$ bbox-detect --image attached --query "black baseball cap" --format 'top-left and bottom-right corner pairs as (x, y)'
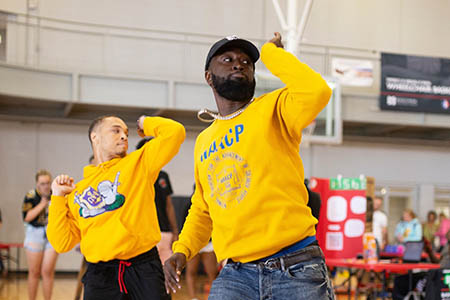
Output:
(205, 35), (260, 70)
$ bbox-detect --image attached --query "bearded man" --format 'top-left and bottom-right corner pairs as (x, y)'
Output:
(164, 32), (334, 300)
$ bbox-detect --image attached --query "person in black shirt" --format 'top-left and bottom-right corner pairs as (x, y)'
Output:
(22, 170), (59, 300)
(304, 179), (321, 225)
(154, 170), (179, 263)
(136, 138), (179, 264)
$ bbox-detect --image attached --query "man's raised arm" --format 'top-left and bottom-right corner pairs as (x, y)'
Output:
(261, 32), (332, 139)
(137, 116), (186, 180)
(47, 174), (81, 253)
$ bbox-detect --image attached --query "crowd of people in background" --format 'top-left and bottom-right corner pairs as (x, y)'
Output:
(371, 195), (450, 253)
(395, 208), (450, 250)
(370, 197), (450, 300)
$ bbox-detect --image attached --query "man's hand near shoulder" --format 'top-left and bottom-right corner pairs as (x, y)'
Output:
(47, 174), (80, 253)
(137, 115), (146, 138)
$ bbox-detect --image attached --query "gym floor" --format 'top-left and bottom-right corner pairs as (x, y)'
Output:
(0, 272), (356, 300)
(0, 273), (210, 300)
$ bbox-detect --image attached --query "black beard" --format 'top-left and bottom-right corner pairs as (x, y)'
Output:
(211, 73), (255, 102)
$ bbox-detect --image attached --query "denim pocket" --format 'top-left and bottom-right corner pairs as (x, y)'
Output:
(274, 260), (335, 300)
(286, 261), (327, 283)
(217, 263), (234, 277)
(209, 264), (258, 300)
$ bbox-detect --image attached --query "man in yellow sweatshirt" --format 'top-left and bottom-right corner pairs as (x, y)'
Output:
(164, 33), (334, 299)
(48, 115), (185, 300)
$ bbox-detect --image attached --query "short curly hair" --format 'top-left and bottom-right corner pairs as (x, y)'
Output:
(35, 169), (51, 182)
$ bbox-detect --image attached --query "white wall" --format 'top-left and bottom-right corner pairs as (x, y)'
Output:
(0, 120), (93, 271)
(0, 0), (26, 14)
(3, 0), (450, 60)
(306, 141), (450, 185)
(38, 0), (266, 38)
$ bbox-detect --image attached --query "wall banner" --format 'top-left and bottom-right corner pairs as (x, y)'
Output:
(380, 52), (450, 114)
(332, 57), (373, 87)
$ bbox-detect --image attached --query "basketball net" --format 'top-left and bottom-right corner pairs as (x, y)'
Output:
(301, 119), (316, 148)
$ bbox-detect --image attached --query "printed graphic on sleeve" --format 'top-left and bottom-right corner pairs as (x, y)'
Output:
(74, 172), (125, 218)
(207, 151), (251, 209)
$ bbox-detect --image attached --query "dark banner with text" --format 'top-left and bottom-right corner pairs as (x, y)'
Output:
(380, 52), (450, 114)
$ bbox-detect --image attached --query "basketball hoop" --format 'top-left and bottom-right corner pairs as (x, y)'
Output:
(301, 119), (316, 148)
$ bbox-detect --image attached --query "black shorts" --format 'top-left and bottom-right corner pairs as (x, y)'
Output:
(82, 247), (170, 300)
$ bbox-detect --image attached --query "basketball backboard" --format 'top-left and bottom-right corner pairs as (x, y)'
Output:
(255, 72), (342, 145)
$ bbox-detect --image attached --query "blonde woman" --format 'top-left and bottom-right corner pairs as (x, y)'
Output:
(395, 209), (422, 243)
(22, 170), (59, 300)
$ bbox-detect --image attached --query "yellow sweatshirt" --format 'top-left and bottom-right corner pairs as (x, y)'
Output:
(47, 117), (185, 263)
(173, 42), (332, 263)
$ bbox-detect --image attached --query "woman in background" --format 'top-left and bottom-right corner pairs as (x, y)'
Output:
(436, 212), (450, 252)
(22, 170), (59, 300)
(422, 210), (438, 249)
(395, 208), (422, 243)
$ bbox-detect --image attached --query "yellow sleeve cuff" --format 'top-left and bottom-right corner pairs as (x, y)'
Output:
(262, 42), (277, 51)
(261, 42), (277, 59)
(172, 242), (191, 261)
(142, 117), (154, 137)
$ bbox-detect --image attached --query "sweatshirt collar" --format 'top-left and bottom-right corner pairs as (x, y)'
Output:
(83, 157), (122, 177)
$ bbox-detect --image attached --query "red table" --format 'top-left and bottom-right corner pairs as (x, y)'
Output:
(326, 258), (440, 300)
(379, 251), (437, 260)
(0, 243), (23, 273)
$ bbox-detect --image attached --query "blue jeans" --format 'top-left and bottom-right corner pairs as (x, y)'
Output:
(209, 257), (334, 300)
(24, 224), (53, 252)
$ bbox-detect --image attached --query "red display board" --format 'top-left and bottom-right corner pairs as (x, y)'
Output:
(310, 177), (367, 259)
